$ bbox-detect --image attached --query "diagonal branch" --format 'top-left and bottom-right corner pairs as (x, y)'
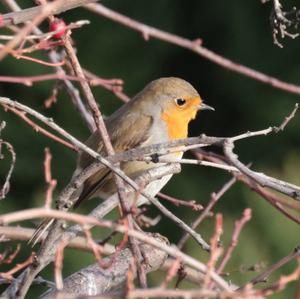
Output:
(85, 3), (300, 96)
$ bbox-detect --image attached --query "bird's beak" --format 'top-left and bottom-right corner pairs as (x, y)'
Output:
(197, 102), (215, 111)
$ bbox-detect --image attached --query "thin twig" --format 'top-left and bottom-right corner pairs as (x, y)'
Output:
(3, 105), (76, 151)
(54, 240), (66, 290)
(217, 209), (252, 275)
(239, 246), (300, 289)
(177, 177), (236, 250)
(43, 148), (57, 209)
(0, 122), (17, 200)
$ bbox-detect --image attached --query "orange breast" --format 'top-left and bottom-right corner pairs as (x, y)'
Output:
(161, 111), (188, 139)
(161, 103), (198, 140)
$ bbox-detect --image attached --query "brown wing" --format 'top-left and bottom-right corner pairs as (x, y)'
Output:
(74, 112), (153, 208)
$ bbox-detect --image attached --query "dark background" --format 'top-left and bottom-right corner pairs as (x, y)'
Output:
(1, 1), (300, 298)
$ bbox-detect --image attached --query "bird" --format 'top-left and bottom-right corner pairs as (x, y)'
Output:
(29, 77), (214, 245)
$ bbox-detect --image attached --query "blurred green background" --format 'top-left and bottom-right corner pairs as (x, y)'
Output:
(1, 0), (300, 298)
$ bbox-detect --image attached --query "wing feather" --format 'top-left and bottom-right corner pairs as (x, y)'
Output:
(75, 113), (153, 207)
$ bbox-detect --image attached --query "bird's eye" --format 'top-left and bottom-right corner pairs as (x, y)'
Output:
(175, 98), (186, 106)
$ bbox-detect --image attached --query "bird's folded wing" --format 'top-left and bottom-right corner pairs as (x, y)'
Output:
(74, 113), (153, 207)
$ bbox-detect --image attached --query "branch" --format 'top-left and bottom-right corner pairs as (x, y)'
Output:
(40, 234), (169, 298)
(0, 208), (232, 291)
(217, 209), (252, 274)
(85, 3), (300, 96)
(1, 0), (98, 26)
(0, 226), (114, 253)
(0, 97), (211, 251)
(242, 246), (300, 288)
(0, 122), (16, 200)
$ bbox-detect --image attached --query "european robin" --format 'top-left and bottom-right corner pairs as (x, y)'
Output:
(30, 77), (214, 244)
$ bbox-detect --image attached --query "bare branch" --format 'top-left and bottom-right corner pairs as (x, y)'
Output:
(0, 122), (16, 200)
(85, 3), (300, 96)
(40, 234), (169, 298)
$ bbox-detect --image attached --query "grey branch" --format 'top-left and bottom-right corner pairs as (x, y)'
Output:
(1, 0), (98, 26)
(40, 234), (169, 298)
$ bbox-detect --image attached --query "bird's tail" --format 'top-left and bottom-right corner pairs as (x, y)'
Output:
(28, 218), (55, 246)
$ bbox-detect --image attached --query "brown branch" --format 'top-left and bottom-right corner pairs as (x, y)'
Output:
(43, 148), (57, 208)
(2, 0), (95, 131)
(240, 246), (300, 289)
(54, 240), (66, 290)
(0, 0), (68, 61)
(177, 177), (236, 250)
(3, 105), (76, 151)
(217, 208), (252, 275)
(83, 69), (130, 103)
(203, 214), (223, 289)
(0, 73), (88, 86)
(0, 225), (115, 253)
(240, 176), (300, 225)
(85, 3), (300, 96)
(1, 0), (98, 26)
(157, 192), (203, 211)
(0, 244), (20, 265)
(0, 252), (35, 281)
(62, 32), (147, 288)
(0, 208), (232, 291)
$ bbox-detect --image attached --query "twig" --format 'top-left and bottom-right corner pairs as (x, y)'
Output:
(54, 240), (66, 290)
(44, 148), (57, 209)
(274, 102), (299, 132)
(240, 246), (300, 288)
(3, 105), (76, 151)
(217, 208), (252, 275)
(0, 122), (17, 200)
(0, 244), (20, 264)
(260, 260), (300, 297)
(177, 177), (236, 250)
(0, 252), (35, 281)
(0, 73), (88, 86)
(158, 193), (203, 211)
(203, 214), (223, 289)
(2, 0), (95, 132)
(269, 0), (300, 47)
(223, 137), (300, 200)
(159, 257), (181, 288)
(0, 0), (67, 61)
(83, 69), (130, 103)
